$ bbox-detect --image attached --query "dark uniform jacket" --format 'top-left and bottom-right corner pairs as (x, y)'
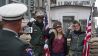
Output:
(27, 21), (45, 46)
(0, 30), (29, 56)
(27, 21), (45, 56)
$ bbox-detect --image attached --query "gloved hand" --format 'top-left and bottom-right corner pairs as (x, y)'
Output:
(49, 29), (56, 34)
(68, 24), (74, 31)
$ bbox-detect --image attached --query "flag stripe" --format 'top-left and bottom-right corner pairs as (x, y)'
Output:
(87, 29), (91, 33)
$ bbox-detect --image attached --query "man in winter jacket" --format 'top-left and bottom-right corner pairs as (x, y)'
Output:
(27, 10), (45, 56)
(65, 20), (86, 56)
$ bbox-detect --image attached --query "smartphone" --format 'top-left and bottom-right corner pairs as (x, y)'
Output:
(23, 26), (33, 33)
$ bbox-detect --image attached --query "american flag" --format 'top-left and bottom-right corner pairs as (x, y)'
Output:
(44, 39), (50, 56)
(82, 3), (94, 56)
(82, 15), (92, 56)
(43, 11), (50, 56)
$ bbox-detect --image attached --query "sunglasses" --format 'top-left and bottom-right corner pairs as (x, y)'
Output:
(73, 25), (80, 27)
(36, 16), (44, 18)
(55, 25), (62, 28)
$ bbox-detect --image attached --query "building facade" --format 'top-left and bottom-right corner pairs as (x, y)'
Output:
(50, 0), (96, 31)
(0, 0), (97, 31)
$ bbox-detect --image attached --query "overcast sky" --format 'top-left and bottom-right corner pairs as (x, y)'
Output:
(95, 0), (98, 7)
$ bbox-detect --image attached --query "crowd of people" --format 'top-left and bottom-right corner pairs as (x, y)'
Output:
(0, 3), (86, 56)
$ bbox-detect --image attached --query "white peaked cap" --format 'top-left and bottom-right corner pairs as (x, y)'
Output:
(35, 10), (45, 17)
(0, 3), (27, 20)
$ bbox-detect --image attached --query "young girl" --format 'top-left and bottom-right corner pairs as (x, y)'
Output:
(48, 20), (67, 56)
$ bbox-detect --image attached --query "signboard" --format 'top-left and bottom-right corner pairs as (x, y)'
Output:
(57, 1), (92, 6)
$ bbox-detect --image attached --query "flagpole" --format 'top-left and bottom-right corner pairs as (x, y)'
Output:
(91, 2), (95, 39)
(45, 0), (51, 28)
(88, 2), (95, 56)
(43, 1), (51, 56)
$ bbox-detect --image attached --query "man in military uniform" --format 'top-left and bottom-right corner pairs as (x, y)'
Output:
(27, 10), (45, 56)
(0, 3), (33, 56)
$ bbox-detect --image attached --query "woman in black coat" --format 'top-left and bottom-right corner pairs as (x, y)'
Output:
(48, 21), (68, 56)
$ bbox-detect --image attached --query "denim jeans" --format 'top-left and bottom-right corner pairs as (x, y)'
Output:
(69, 50), (82, 56)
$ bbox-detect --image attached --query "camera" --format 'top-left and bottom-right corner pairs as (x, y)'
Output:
(23, 26), (33, 33)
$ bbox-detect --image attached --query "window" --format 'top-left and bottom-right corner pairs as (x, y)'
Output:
(63, 16), (74, 31)
(21, 0), (24, 3)
(51, 0), (56, 4)
(79, 19), (87, 31)
(0, 0), (6, 7)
